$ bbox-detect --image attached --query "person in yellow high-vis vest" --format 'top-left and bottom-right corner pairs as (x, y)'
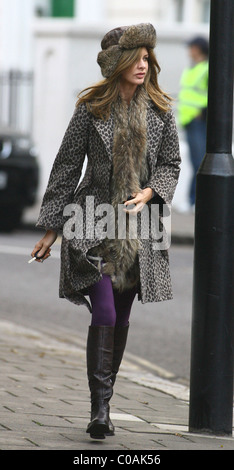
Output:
(178, 36), (209, 209)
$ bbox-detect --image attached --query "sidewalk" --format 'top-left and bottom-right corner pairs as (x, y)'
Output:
(1, 204), (233, 453)
(0, 319), (233, 451)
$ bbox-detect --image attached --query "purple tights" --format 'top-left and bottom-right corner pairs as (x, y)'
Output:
(88, 273), (137, 327)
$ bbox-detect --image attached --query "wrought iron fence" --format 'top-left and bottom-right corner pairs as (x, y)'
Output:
(0, 70), (33, 134)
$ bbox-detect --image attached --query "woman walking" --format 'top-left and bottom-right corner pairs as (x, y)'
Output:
(31, 23), (181, 439)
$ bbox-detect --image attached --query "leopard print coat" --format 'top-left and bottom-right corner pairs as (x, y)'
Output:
(36, 98), (181, 312)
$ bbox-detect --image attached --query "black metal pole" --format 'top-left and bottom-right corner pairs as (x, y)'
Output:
(189, 0), (234, 435)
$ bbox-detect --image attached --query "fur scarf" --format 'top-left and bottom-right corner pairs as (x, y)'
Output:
(89, 86), (149, 291)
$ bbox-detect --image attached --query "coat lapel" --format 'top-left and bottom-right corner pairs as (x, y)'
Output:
(146, 104), (165, 169)
(92, 102), (165, 165)
(92, 113), (114, 161)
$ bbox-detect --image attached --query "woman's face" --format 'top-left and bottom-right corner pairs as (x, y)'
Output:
(120, 47), (149, 87)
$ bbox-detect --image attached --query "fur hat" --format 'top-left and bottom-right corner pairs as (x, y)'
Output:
(97, 23), (156, 78)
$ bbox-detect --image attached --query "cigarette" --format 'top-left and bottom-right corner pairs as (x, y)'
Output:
(28, 257), (37, 264)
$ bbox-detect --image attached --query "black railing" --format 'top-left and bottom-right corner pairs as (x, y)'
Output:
(0, 70), (33, 134)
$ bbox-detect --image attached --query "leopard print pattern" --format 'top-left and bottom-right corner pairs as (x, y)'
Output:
(37, 100), (181, 312)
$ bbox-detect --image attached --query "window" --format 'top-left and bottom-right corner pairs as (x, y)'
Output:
(175, 0), (184, 22)
(201, 0), (210, 23)
(51, 0), (75, 18)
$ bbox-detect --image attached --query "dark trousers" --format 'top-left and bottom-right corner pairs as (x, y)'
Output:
(185, 118), (207, 206)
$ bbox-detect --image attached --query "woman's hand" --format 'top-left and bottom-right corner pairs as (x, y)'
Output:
(31, 230), (58, 263)
(124, 188), (153, 214)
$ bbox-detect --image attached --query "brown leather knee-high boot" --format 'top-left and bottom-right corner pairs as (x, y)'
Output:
(105, 323), (129, 436)
(86, 325), (114, 439)
(111, 324), (129, 386)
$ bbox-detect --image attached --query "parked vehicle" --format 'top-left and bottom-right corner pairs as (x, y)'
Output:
(0, 129), (39, 230)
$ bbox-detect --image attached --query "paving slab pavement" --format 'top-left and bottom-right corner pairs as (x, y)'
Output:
(1, 204), (233, 462)
(0, 319), (233, 455)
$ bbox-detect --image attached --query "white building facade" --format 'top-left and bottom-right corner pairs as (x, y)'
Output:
(0, 0), (210, 72)
(0, 0), (210, 207)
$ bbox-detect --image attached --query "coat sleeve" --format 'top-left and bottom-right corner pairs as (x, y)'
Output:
(146, 110), (181, 208)
(36, 103), (90, 232)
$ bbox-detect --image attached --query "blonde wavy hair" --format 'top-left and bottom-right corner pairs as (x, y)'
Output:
(76, 47), (172, 120)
